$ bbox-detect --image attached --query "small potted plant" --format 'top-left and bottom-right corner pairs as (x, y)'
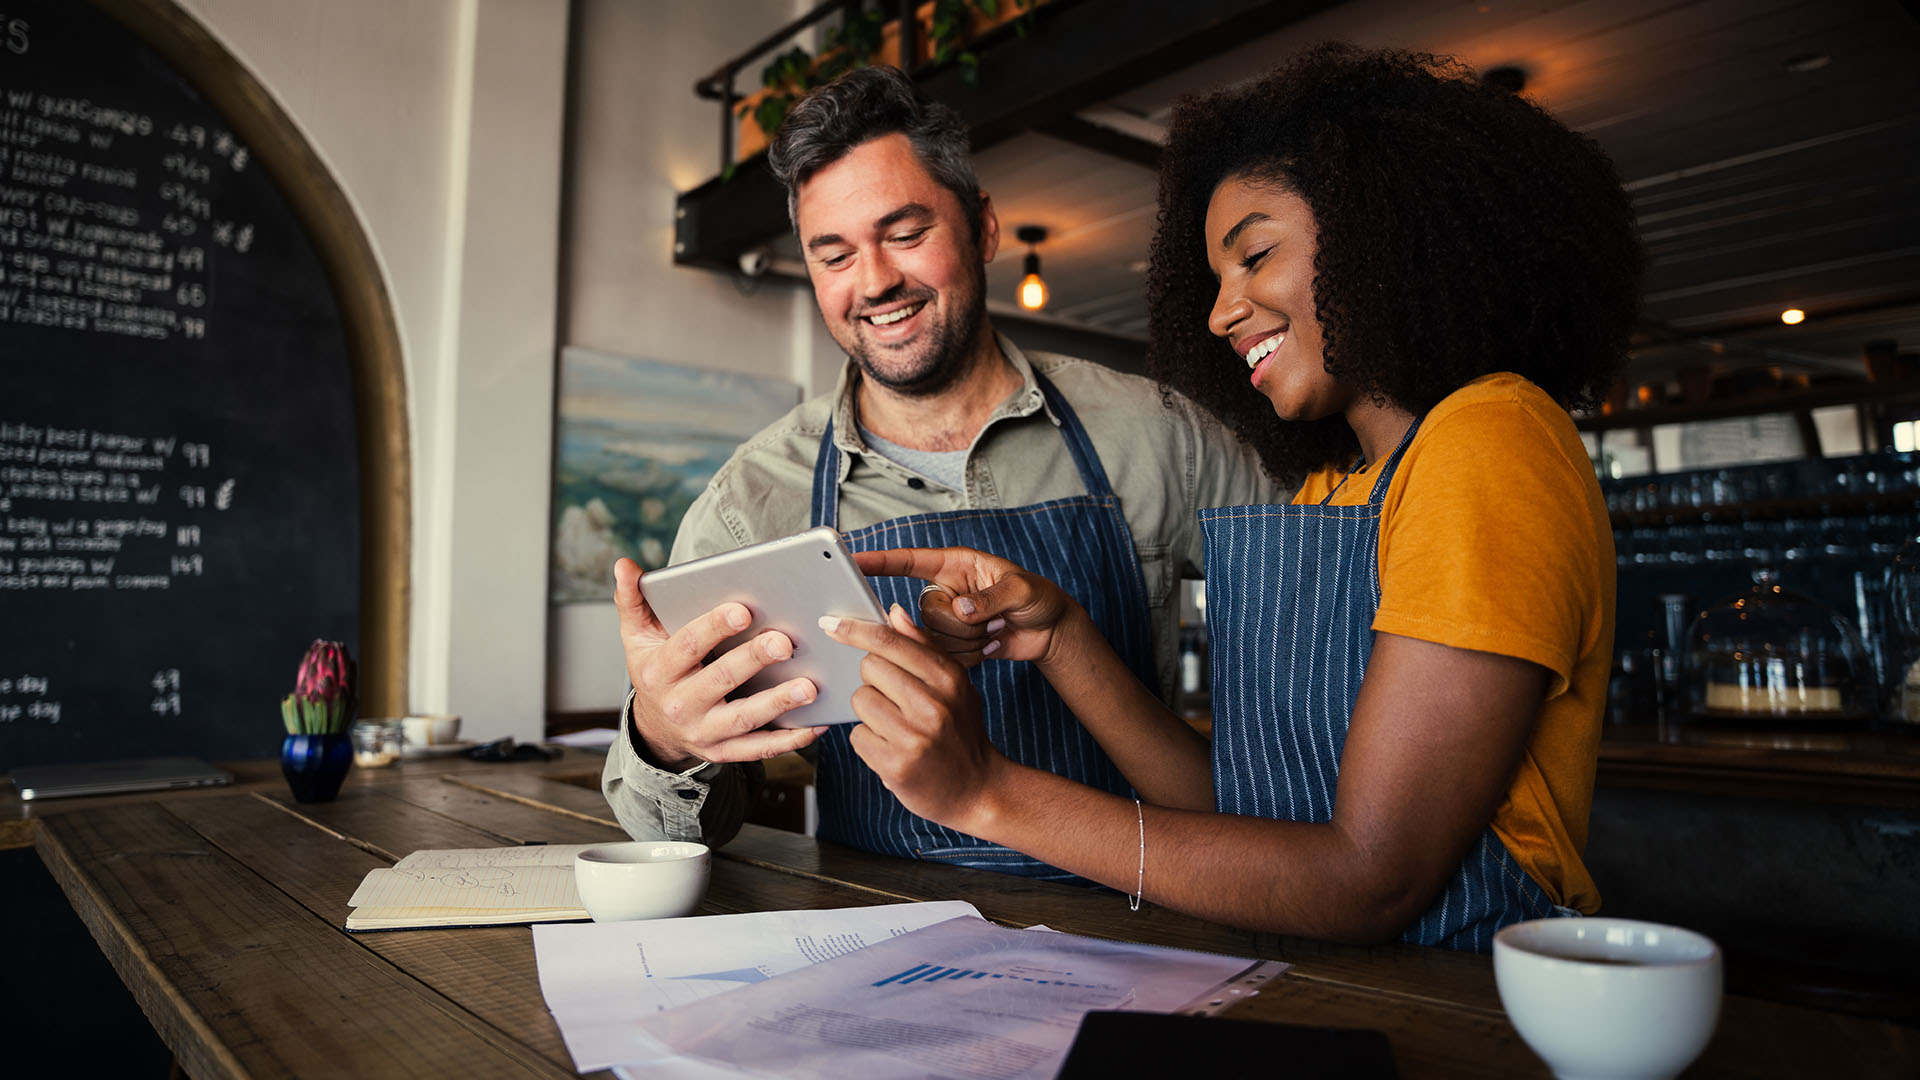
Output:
(279, 639), (357, 802)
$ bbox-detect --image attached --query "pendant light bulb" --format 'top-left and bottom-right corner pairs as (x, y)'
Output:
(1015, 225), (1049, 311)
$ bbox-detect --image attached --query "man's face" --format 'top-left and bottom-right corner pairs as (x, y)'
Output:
(794, 134), (998, 397)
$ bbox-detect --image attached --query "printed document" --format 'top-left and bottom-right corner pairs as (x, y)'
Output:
(534, 900), (981, 1071)
(615, 915), (1282, 1080)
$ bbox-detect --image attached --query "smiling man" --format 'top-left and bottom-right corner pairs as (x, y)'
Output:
(602, 65), (1284, 879)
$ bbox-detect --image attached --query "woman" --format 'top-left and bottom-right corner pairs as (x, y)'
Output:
(821, 44), (1642, 950)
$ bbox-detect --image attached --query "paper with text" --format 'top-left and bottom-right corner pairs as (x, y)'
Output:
(348, 844), (597, 911)
(533, 901), (981, 1072)
(615, 915), (1282, 1080)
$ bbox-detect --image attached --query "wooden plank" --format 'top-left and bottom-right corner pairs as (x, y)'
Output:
(1221, 978), (1544, 1079)
(370, 776), (630, 846)
(263, 783), (534, 860)
(34, 800), (579, 1080)
(163, 792), (903, 1076)
(1694, 994), (1920, 1079)
(1226, 975), (1920, 1079)
(446, 769), (625, 825)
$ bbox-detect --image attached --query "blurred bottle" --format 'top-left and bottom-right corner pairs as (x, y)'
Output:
(1890, 534), (1920, 726)
(1651, 593), (1694, 715)
(1175, 622), (1205, 699)
(1851, 570), (1892, 718)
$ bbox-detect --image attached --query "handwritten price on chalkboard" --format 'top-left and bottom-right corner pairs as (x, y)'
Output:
(177, 480), (234, 509)
(162, 154), (211, 183)
(151, 668), (181, 717)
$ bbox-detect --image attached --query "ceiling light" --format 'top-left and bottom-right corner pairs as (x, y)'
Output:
(1016, 225), (1049, 311)
(1780, 308), (1806, 325)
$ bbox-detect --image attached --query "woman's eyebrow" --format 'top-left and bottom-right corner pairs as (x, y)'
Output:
(1219, 212), (1272, 252)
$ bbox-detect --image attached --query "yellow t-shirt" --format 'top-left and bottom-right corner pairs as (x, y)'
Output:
(1294, 372), (1612, 913)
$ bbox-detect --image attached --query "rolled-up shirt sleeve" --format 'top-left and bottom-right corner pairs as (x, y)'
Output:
(600, 688), (761, 846)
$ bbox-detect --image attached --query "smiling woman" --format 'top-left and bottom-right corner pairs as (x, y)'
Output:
(1148, 45), (1643, 481)
(816, 43), (1645, 951)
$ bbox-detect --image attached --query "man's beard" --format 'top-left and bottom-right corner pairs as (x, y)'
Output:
(842, 269), (988, 399)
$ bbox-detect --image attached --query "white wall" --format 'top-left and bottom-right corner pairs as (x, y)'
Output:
(179, 0), (570, 744)
(549, 0), (843, 714)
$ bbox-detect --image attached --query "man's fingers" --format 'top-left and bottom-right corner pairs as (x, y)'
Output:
(716, 674), (819, 735)
(613, 558), (667, 640)
(650, 601), (755, 682)
(689, 626), (794, 700)
(704, 721), (828, 763)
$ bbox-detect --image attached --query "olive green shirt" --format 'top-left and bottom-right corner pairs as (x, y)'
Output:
(602, 334), (1284, 846)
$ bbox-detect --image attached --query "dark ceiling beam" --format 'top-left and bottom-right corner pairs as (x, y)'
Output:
(1628, 291), (1920, 351)
(1035, 116), (1160, 170)
(673, 0), (1340, 272)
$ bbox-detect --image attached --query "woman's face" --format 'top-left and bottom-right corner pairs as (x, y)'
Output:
(1204, 176), (1348, 422)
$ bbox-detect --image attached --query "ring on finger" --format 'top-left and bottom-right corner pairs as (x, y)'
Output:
(918, 583), (950, 602)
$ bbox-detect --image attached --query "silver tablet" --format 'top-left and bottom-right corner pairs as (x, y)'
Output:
(640, 527), (888, 728)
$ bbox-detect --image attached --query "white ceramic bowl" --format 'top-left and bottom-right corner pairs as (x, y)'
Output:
(399, 714), (461, 747)
(1494, 917), (1722, 1080)
(574, 841), (711, 922)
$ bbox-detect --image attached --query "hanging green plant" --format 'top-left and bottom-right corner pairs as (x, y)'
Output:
(733, 0), (1042, 145)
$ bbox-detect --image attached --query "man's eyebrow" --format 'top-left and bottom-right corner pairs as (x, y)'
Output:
(876, 202), (934, 230)
(1219, 212), (1271, 252)
(804, 203), (934, 253)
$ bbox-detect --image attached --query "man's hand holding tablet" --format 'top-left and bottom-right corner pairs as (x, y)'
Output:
(617, 528), (889, 773)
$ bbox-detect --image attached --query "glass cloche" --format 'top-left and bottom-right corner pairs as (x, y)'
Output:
(1684, 567), (1876, 724)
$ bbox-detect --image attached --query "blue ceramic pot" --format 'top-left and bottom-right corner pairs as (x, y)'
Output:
(280, 733), (353, 802)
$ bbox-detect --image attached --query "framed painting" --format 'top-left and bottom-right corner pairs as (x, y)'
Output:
(550, 347), (801, 603)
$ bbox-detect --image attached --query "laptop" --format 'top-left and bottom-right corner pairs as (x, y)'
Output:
(9, 756), (235, 801)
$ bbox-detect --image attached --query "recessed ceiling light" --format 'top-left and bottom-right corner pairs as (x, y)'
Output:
(1780, 308), (1806, 325)
(1783, 53), (1830, 73)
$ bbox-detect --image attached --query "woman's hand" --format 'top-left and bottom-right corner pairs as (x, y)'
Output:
(819, 604), (1010, 832)
(854, 547), (1085, 668)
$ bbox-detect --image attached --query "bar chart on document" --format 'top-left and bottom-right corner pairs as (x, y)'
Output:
(873, 963), (1109, 990)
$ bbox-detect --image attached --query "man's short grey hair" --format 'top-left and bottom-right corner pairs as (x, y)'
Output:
(767, 65), (983, 240)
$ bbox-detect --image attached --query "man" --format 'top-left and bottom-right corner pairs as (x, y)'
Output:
(602, 65), (1282, 879)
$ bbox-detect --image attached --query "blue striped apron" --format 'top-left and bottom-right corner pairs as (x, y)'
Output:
(809, 370), (1155, 880)
(1199, 422), (1559, 951)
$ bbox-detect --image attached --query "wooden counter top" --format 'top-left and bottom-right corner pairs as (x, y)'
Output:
(1599, 720), (1920, 807)
(13, 754), (1918, 1078)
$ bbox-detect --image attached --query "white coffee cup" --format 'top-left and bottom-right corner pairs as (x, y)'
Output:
(399, 713), (461, 747)
(574, 841), (711, 922)
(1494, 917), (1722, 1080)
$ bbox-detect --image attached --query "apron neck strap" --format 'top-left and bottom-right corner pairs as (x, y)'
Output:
(1321, 416), (1424, 506)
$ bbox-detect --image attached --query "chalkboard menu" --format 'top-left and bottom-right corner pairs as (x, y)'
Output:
(1, 0), (361, 769)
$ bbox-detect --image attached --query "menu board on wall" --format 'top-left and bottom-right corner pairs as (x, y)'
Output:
(1, 0), (361, 770)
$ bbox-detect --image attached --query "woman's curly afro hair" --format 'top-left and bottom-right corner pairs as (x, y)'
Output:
(1146, 44), (1644, 479)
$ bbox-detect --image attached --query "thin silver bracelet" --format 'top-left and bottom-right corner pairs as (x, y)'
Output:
(1130, 796), (1145, 912)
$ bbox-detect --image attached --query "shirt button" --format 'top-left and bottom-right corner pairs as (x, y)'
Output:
(907, 477), (925, 489)
(676, 788), (699, 800)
